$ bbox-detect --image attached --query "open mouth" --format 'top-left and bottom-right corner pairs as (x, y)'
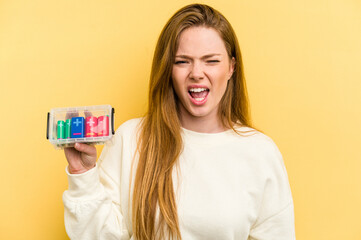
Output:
(188, 87), (210, 103)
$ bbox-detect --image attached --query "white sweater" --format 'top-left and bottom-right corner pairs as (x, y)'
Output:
(63, 118), (296, 240)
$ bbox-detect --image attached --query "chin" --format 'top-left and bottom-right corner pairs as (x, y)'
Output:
(187, 106), (213, 118)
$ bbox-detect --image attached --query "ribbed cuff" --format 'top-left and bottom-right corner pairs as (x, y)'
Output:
(65, 165), (102, 198)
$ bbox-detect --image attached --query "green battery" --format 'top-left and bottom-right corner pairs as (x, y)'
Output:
(57, 120), (65, 139)
(65, 119), (71, 139)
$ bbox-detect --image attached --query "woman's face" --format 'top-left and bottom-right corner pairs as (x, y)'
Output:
(172, 26), (235, 127)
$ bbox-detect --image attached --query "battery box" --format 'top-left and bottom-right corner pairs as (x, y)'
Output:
(47, 105), (115, 149)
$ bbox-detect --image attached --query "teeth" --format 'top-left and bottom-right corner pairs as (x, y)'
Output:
(189, 88), (207, 92)
(194, 97), (205, 101)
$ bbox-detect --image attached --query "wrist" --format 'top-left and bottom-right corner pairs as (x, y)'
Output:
(68, 164), (95, 174)
(65, 165), (101, 198)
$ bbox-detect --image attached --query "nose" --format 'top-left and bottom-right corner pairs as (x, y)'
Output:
(189, 61), (204, 81)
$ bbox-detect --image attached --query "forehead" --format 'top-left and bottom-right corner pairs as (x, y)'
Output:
(176, 26), (227, 56)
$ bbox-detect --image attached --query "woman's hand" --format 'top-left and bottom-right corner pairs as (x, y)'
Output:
(64, 143), (97, 174)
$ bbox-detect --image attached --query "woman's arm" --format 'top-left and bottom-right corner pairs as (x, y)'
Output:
(63, 131), (132, 239)
(248, 137), (296, 240)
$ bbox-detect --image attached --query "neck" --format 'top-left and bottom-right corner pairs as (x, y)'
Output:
(178, 109), (227, 133)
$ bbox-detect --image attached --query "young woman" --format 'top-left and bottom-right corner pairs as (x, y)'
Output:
(63, 4), (295, 240)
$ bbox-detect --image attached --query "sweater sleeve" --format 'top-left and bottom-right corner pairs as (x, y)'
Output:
(248, 202), (295, 240)
(248, 137), (296, 240)
(62, 129), (132, 240)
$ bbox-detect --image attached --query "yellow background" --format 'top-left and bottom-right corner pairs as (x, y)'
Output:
(1, 0), (360, 239)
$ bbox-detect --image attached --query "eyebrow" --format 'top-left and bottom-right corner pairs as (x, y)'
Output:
(175, 54), (222, 59)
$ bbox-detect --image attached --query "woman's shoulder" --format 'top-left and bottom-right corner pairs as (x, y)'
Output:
(233, 125), (281, 156)
(233, 126), (288, 178)
(114, 117), (143, 137)
(105, 118), (143, 148)
(234, 124), (272, 141)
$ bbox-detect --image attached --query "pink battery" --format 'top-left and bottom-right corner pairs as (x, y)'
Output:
(97, 115), (109, 137)
(85, 116), (98, 137)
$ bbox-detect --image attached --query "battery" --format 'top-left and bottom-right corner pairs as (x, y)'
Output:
(71, 117), (85, 138)
(57, 120), (65, 139)
(97, 115), (109, 137)
(86, 116), (98, 137)
(65, 119), (71, 139)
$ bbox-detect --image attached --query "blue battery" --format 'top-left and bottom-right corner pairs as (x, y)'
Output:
(71, 117), (85, 138)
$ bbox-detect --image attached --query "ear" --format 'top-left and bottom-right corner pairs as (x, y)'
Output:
(228, 57), (236, 79)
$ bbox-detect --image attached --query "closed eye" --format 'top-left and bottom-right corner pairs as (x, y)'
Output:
(207, 60), (220, 63)
(175, 60), (189, 64)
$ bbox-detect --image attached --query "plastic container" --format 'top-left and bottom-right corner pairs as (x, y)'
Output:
(47, 105), (115, 149)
